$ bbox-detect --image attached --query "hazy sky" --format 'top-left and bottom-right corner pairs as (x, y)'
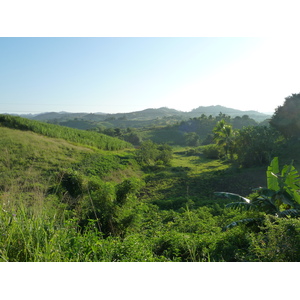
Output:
(1, 37), (300, 114)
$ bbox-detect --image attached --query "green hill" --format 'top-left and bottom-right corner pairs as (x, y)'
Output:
(2, 113), (300, 262)
(19, 106), (270, 131)
(0, 114), (132, 151)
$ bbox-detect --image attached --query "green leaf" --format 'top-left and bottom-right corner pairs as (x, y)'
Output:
(225, 202), (255, 211)
(282, 163), (300, 190)
(267, 157), (280, 191)
(222, 218), (263, 231)
(251, 198), (278, 214)
(252, 187), (276, 198)
(277, 209), (300, 218)
(275, 191), (298, 207)
(284, 187), (300, 206)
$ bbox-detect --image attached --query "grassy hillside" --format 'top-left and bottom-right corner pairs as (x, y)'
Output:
(0, 114), (132, 151)
(0, 126), (138, 208)
(1, 115), (300, 262)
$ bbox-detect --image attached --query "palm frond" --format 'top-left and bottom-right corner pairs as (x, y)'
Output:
(214, 192), (250, 203)
(225, 202), (255, 211)
(222, 217), (263, 231)
(251, 198), (278, 214)
(252, 187), (276, 198)
(277, 209), (300, 218)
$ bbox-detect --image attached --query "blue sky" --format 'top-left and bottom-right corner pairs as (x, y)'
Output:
(1, 37), (300, 114)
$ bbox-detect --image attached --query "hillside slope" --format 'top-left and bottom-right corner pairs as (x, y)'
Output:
(0, 125), (138, 210)
(0, 114), (132, 151)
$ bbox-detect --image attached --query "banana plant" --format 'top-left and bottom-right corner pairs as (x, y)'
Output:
(215, 157), (300, 231)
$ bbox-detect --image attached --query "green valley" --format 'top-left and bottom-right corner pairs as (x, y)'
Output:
(1, 95), (300, 262)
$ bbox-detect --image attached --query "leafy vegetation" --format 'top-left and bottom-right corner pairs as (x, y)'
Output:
(270, 93), (300, 139)
(2, 96), (300, 262)
(215, 157), (300, 231)
(135, 141), (173, 167)
(0, 114), (132, 151)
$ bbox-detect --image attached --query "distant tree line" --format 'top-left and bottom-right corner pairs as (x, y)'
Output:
(200, 93), (300, 167)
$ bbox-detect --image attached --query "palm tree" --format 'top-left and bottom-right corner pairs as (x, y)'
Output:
(213, 119), (236, 159)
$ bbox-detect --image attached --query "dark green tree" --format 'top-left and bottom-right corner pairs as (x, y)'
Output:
(135, 141), (172, 166)
(157, 144), (173, 165)
(184, 132), (200, 146)
(235, 126), (279, 167)
(135, 140), (159, 166)
(270, 93), (300, 138)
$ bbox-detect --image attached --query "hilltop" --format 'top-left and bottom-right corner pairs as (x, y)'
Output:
(19, 105), (270, 123)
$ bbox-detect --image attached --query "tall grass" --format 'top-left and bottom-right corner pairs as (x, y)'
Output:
(0, 114), (132, 151)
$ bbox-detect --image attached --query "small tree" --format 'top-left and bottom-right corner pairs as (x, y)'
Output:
(135, 141), (172, 166)
(135, 140), (159, 166)
(184, 132), (200, 146)
(157, 144), (173, 165)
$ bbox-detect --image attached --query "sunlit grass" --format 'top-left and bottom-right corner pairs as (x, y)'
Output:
(171, 146), (231, 176)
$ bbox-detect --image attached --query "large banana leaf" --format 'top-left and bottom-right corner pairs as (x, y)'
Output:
(283, 187), (300, 206)
(267, 157), (280, 191)
(281, 163), (300, 190)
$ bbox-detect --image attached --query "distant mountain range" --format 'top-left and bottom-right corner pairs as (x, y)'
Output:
(17, 105), (271, 123)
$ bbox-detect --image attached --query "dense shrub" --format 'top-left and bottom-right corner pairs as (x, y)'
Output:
(247, 216), (300, 262)
(135, 141), (172, 166)
(201, 144), (220, 159)
(235, 126), (279, 167)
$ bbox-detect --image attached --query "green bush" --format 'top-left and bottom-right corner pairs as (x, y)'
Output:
(135, 141), (172, 166)
(247, 216), (300, 262)
(201, 144), (220, 159)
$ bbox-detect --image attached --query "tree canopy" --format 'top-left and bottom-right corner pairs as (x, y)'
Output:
(270, 93), (300, 138)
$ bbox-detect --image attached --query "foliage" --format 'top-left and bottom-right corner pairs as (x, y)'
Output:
(215, 157), (300, 230)
(213, 120), (237, 159)
(78, 176), (145, 237)
(90, 127), (143, 146)
(201, 144), (221, 159)
(231, 115), (258, 129)
(2, 111), (300, 262)
(135, 141), (172, 166)
(234, 125), (279, 167)
(184, 132), (200, 146)
(0, 114), (132, 151)
(75, 153), (127, 178)
(270, 93), (300, 138)
(130, 113), (263, 147)
(247, 216), (300, 262)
